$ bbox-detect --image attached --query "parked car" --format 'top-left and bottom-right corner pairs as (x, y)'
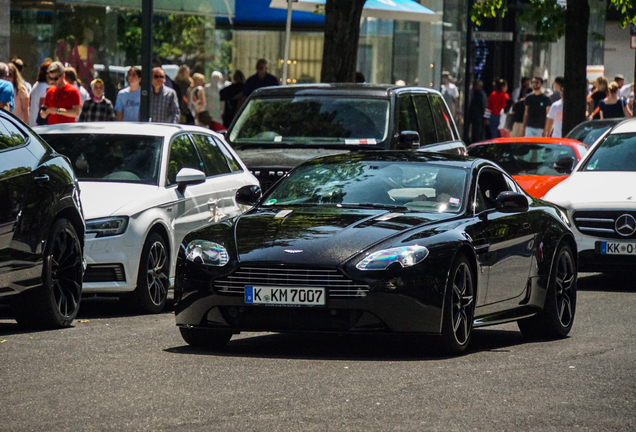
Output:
(175, 151), (577, 355)
(225, 84), (467, 191)
(36, 122), (258, 313)
(565, 118), (624, 146)
(0, 110), (85, 329)
(467, 137), (589, 198)
(543, 118), (636, 273)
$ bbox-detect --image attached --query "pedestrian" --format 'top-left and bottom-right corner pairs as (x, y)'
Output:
(149, 66), (180, 124)
(523, 76), (551, 137)
(598, 81), (633, 119)
(114, 67), (142, 122)
(511, 76), (530, 102)
(467, 79), (487, 144)
(39, 61), (81, 124)
(7, 63), (29, 123)
(78, 79), (116, 122)
(197, 110), (227, 132)
(10, 58), (31, 94)
(0, 63), (15, 112)
(64, 67), (90, 105)
(587, 76), (608, 119)
(243, 59), (279, 100)
(441, 71), (459, 119)
(487, 78), (508, 139)
(29, 61), (52, 126)
(205, 71), (224, 123)
(550, 76), (564, 103)
(614, 74), (632, 100)
(173, 65), (193, 124)
(511, 86), (531, 137)
(545, 87), (564, 138)
(498, 98), (514, 138)
(219, 69), (246, 127)
(189, 73), (207, 123)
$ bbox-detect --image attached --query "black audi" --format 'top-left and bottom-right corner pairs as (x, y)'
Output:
(175, 152), (577, 354)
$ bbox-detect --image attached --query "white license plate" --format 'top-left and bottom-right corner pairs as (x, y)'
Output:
(599, 242), (636, 255)
(244, 286), (325, 306)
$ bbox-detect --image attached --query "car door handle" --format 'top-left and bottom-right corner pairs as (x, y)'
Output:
(34, 174), (50, 183)
(522, 222), (530, 230)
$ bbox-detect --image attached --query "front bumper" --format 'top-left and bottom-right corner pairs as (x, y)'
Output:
(81, 234), (142, 293)
(572, 230), (636, 273)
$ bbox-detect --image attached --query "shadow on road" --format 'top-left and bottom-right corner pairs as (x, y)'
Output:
(578, 272), (635, 292)
(165, 327), (533, 361)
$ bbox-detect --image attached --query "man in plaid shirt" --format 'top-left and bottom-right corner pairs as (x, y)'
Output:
(79, 79), (116, 122)
(150, 67), (180, 123)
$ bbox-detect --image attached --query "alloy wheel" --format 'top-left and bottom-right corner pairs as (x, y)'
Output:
(451, 262), (474, 345)
(555, 249), (575, 328)
(49, 225), (83, 318)
(146, 240), (168, 306)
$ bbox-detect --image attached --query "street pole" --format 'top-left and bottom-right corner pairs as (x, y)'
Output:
(463, 1), (474, 142)
(282, 0), (295, 85)
(140, 0), (153, 122)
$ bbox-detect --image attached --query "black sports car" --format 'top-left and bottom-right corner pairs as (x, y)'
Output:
(0, 110), (85, 329)
(174, 152), (577, 354)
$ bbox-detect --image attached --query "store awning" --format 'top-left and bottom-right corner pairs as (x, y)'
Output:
(215, 0), (324, 29)
(269, 0), (440, 23)
(58, 0), (234, 16)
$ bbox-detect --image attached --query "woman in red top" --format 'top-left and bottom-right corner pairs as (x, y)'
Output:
(487, 78), (509, 139)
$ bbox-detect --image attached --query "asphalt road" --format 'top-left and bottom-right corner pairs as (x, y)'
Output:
(1, 273), (634, 432)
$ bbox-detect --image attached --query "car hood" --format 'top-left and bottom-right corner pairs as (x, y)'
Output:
(543, 171), (636, 208)
(233, 147), (351, 170)
(234, 207), (448, 267)
(79, 182), (161, 219)
(512, 175), (568, 199)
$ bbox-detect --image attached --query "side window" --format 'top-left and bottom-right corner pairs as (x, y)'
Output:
(214, 137), (242, 172)
(0, 118), (27, 151)
(191, 134), (231, 177)
(397, 95), (418, 133)
(429, 95), (454, 142)
(412, 95), (438, 145)
(475, 168), (513, 211)
(166, 134), (203, 186)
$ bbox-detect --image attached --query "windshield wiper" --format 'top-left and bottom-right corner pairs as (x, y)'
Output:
(339, 203), (409, 211)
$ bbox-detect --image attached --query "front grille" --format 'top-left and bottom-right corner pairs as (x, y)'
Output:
(84, 264), (126, 283)
(214, 266), (369, 298)
(573, 210), (636, 240)
(252, 170), (288, 192)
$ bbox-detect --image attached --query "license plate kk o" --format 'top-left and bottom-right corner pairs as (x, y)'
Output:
(244, 286), (326, 306)
(600, 241), (636, 255)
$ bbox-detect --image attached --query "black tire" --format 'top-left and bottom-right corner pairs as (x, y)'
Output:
(179, 327), (232, 349)
(518, 243), (577, 339)
(440, 254), (475, 355)
(12, 218), (83, 329)
(129, 232), (169, 314)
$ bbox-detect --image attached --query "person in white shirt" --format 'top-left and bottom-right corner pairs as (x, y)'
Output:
(441, 71), (459, 118)
(614, 75), (632, 100)
(545, 88), (564, 138)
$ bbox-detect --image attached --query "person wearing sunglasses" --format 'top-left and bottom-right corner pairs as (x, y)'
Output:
(39, 61), (81, 124)
(0, 63), (15, 113)
(149, 66), (180, 123)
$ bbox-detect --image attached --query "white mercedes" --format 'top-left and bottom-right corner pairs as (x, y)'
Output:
(36, 122), (259, 313)
(543, 118), (636, 273)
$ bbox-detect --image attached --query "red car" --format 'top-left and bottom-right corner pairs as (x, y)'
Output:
(467, 137), (589, 198)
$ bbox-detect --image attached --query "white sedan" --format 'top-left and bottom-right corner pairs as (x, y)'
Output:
(543, 118), (636, 273)
(36, 122), (259, 313)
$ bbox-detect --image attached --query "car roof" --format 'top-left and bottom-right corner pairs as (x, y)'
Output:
(607, 117), (636, 134)
(249, 83), (440, 99)
(34, 122), (218, 138)
(467, 137), (587, 149)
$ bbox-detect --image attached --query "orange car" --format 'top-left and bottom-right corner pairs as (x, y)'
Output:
(467, 137), (589, 198)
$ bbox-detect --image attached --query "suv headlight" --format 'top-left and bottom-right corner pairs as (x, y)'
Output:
(86, 216), (129, 238)
(185, 240), (229, 266)
(356, 245), (429, 271)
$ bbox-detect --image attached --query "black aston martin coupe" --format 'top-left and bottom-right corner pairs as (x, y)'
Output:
(174, 152), (577, 354)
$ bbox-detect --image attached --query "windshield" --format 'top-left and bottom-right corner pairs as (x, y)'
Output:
(229, 96), (390, 146)
(566, 122), (615, 146)
(41, 133), (163, 185)
(468, 143), (577, 176)
(263, 161), (467, 214)
(581, 132), (636, 171)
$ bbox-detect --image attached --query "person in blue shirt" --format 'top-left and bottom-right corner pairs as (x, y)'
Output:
(115, 67), (141, 121)
(0, 63), (15, 113)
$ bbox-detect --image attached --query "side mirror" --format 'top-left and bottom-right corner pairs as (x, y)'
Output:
(236, 184), (262, 206)
(396, 130), (421, 150)
(495, 191), (529, 213)
(176, 168), (206, 194)
(554, 156), (575, 174)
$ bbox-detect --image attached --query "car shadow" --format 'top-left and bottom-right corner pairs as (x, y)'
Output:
(577, 272), (636, 293)
(165, 327), (532, 361)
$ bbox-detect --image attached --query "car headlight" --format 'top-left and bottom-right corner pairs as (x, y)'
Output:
(185, 240), (229, 266)
(356, 245), (429, 271)
(86, 216), (129, 238)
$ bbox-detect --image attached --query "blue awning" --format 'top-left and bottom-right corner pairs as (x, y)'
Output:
(216, 0), (324, 29)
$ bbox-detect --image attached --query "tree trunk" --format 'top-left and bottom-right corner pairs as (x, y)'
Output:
(320, 0), (367, 83)
(562, 0), (590, 136)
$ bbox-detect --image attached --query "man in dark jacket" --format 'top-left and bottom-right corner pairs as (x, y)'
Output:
(467, 79), (487, 144)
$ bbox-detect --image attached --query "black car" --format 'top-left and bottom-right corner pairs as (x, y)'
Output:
(175, 152), (577, 354)
(0, 110), (85, 329)
(225, 84), (467, 191)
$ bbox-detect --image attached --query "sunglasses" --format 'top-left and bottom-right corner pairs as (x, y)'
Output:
(153, 74), (165, 79)
(49, 74), (63, 81)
